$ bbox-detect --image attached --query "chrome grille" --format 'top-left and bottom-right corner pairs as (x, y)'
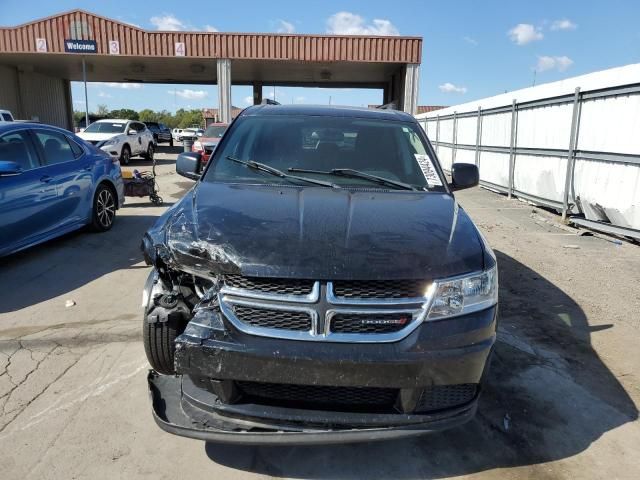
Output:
(219, 277), (432, 342)
(330, 312), (412, 334)
(237, 381), (398, 410)
(232, 305), (312, 331)
(332, 279), (429, 299)
(415, 384), (477, 412)
(224, 274), (315, 296)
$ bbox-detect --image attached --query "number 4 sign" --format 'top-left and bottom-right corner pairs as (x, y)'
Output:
(35, 38), (47, 52)
(174, 42), (185, 57)
(109, 40), (120, 55)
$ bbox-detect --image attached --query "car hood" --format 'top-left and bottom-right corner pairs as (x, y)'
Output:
(77, 132), (122, 142)
(150, 182), (484, 280)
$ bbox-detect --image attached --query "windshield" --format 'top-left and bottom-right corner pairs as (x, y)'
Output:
(84, 122), (127, 134)
(204, 115), (445, 190)
(203, 125), (226, 138)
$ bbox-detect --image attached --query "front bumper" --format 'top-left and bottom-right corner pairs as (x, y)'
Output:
(148, 372), (479, 445)
(149, 306), (496, 444)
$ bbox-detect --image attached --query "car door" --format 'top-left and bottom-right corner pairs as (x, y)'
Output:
(32, 129), (94, 228)
(0, 128), (59, 252)
(130, 122), (145, 155)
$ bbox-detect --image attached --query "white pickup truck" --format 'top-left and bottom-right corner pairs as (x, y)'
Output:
(78, 119), (155, 164)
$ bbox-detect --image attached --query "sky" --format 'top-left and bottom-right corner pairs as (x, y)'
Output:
(2, 0), (640, 113)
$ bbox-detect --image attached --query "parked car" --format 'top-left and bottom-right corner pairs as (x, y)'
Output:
(142, 104), (496, 444)
(144, 122), (173, 146)
(0, 109), (15, 123)
(172, 128), (200, 142)
(191, 123), (227, 167)
(0, 122), (124, 257)
(78, 119), (154, 165)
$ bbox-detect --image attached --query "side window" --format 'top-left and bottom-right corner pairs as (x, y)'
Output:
(134, 122), (146, 132)
(67, 137), (85, 158)
(0, 130), (39, 170)
(2, 113), (13, 121)
(34, 130), (76, 165)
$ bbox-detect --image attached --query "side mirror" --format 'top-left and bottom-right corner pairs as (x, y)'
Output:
(128, 129), (137, 135)
(450, 163), (479, 191)
(0, 161), (22, 177)
(176, 152), (202, 180)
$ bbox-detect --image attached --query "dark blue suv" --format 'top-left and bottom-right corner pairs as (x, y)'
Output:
(0, 123), (124, 257)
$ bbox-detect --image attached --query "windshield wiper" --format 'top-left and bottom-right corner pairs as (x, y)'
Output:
(225, 156), (338, 188)
(288, 168), (418, 191)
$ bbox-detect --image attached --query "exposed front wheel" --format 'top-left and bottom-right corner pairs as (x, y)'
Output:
(145, 143), (154, 160)
(120, 145), (131, 165)
(91, 184), (116, 232)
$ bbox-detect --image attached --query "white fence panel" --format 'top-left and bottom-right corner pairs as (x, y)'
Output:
(574, 159), (640, 228)
(516, 104), (573, 150)
(438, 146), (453, 170)
(454, 148), (476, 165)
(513, 155), (568, 202)
(456, 116), (477, 145)
(478, 151), (510, 187)
(578, 95), (640, 154)
(438, 118), (454, 143)
(481, 112), (511, 147)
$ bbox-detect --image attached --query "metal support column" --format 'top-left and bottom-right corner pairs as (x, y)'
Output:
(452, 112), (458, 163)
(435, 115), (440, 155)
(252, 82), (262, 105)
(475, 106), (482, 167)
(507, 99), (517, 198)
(562, 87), (582, 222)
(82, 57), (89, 130)
(402, 64), (420, 115)
(217, 59), (232, 123)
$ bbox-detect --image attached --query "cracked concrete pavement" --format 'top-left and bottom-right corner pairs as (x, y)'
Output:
(0, 148), (639, 479)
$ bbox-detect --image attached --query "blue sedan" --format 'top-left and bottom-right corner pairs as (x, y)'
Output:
(0, 123), (124, 257)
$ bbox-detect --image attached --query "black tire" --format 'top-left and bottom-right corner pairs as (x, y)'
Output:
(120, 145), (131, 165)
(169, 138), (174, 147)
(153, 134), (158, 144)
(90, 184), (116, 232)
(143, 317), (179, 375)
(145, 142), (154, 160)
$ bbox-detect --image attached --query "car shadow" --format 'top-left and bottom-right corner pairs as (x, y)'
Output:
(0, 214), (158, 314)
(204, 250), (637, 478)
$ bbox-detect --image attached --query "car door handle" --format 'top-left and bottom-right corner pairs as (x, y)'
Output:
(40, 175), (53, 183)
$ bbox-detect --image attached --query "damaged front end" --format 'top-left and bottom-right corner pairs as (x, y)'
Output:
(140, 193), (491, 444)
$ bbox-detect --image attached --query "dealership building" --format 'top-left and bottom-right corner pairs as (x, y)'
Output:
(0, 9), (423, 130)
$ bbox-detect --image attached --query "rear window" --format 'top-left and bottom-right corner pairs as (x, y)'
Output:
(205, 115), (445, 190)
(1, 113), (13, 121)
(203, 125), (226, 138)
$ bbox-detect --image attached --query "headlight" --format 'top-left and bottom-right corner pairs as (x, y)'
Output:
(102, 139), (117, 147)
(426, 266), (498, 320)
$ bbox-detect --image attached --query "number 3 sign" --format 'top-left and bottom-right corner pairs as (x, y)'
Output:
(109, 40), (120, 55)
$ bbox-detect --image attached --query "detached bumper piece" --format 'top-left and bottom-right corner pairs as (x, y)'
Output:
(148, 371), (478, 445)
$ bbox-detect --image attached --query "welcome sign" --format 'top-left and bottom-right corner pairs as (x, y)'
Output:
(64, 39), (97, 53)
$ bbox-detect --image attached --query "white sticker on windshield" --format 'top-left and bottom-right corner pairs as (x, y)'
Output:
(414, 154), (443, 186)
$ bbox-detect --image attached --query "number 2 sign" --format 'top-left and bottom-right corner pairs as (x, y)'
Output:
(109, 40), (120, 55)
(35, 38), (47, 52)
(174, 42), (185, 57)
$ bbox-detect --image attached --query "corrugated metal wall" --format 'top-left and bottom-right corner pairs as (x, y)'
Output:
(0, 10), (421, 64)
(0, 64), (71, 129)
(0, 65), (20, 114)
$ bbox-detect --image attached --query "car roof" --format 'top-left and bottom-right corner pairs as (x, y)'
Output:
(94, 119), (130, 123)
(240, 104), (415, 122)
(0, 122), (74, 134)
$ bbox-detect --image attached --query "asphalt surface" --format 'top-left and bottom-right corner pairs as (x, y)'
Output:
(1, 147), (638, 479)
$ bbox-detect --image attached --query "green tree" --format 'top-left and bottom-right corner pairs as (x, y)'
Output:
(108, 108), (139, 120)
(138, 109), (158, 122)
(96, 104), (110, 116)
